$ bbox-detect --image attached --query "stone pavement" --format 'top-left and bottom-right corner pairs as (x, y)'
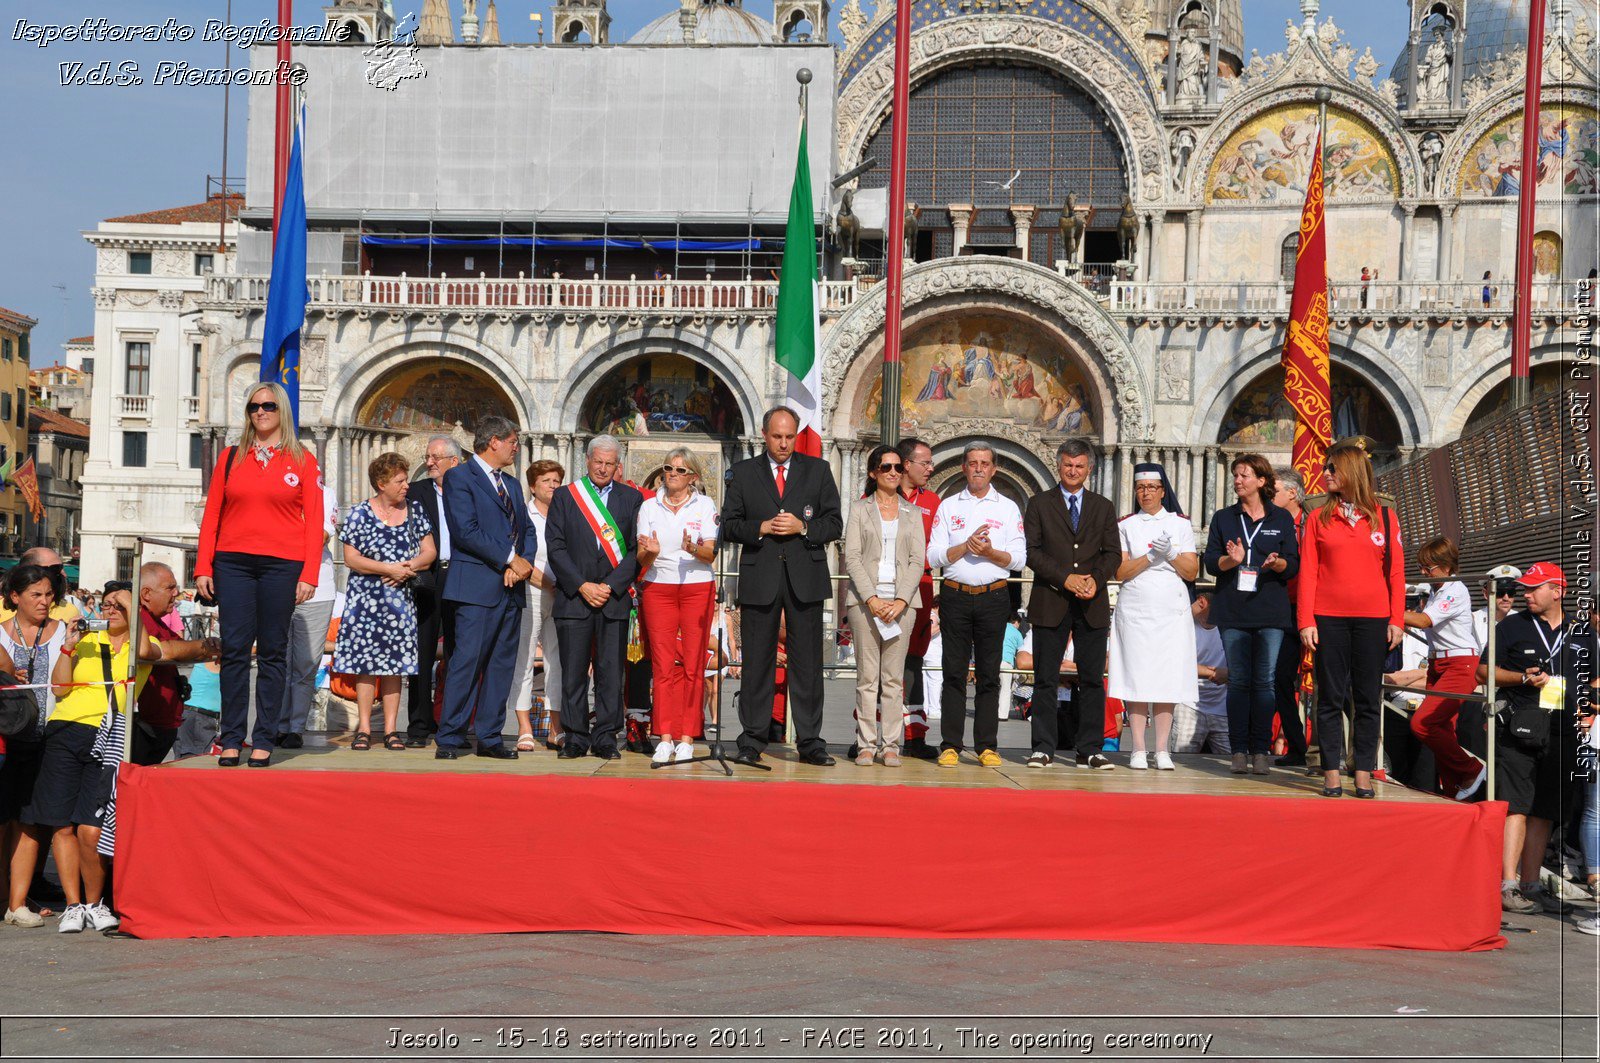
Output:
(3, 681), (1597, 1060)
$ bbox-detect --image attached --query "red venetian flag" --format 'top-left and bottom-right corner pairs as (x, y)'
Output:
(11, 457), (44, 522)
(1282, 131), (1332, 487)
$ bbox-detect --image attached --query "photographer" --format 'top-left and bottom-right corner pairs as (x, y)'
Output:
(1480, 564), (1598, 915)
(132, 565), (222, 766)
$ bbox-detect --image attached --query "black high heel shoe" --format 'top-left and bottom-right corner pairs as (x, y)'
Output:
(246, 754), (272, 768)
(1320, 785), (1343, 798)
(217, 752), (241, 767)
(1354, 787), (1376, 799)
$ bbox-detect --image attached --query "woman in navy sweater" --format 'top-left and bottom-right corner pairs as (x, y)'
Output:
(1203, 454), (1300, 775)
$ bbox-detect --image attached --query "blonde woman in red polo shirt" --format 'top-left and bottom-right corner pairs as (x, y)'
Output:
(1297, 441), (1404, 798)
(195, 382), (325, 768)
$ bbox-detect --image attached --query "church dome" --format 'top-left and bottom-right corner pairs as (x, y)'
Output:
(630, 1), (775, 44)
(1389, 0), (1593, 94)
(1146, 0), (1245, 66)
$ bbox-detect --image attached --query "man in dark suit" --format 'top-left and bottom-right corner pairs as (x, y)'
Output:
(721, 406), (843, 765)
(404, 435), (462, 747)
(1022, 439), (1122, 769)
(436, 417), (533, 760)
(544, 434), (643, 759)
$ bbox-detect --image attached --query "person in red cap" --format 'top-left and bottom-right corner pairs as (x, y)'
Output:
(1478, 560), (1593, 915)
(1480, 562), (1597, 915)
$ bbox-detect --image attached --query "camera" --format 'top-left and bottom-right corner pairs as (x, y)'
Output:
(77, 618), (110, 633)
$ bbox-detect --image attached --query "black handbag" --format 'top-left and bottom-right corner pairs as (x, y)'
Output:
(1502, 702), (1553, 753)
(0, 672), (38, 737)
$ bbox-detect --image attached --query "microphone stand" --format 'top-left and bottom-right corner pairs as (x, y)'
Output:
(656, 534), (768, 773)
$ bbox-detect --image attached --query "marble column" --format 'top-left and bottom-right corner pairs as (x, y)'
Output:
(947, 204), (974, 257)
(1399, 204), (1416, 285)
(1437, 205), (1455, 284)
(1149, 210), (1167, 284)
(1010, 205), (1036, 259)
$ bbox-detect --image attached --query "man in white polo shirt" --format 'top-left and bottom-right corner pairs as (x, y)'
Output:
(926, 441), (1027, 767)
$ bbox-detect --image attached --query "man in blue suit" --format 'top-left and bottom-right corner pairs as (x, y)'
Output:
(544, 435), (643, 759)
(436, 416), (533, 760)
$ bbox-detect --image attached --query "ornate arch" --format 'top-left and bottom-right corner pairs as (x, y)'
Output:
(1188, 330), (1427, 448)
(1188, 82), (1416, 204)
(1441, 87), (1600, 202)
(551, 328), (764, 438)
(835, 14), (1167, 202)
(1438, 341), (1578, 440)
(328, 332), (536, 432)
(823, 256), (1149, 444)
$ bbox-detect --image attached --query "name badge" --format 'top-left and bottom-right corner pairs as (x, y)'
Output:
(1540, 675), (1567, 712)
(1236, 566), (1259, 593)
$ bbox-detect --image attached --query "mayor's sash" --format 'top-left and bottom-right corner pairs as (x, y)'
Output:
(568, 478), (626, 568)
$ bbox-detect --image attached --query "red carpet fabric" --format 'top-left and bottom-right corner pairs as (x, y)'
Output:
(115, 765), (1505, 950)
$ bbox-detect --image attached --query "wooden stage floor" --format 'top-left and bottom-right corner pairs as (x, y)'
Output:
(166, 736), (1444, 803)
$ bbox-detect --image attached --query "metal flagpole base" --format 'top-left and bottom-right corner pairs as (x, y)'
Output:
(653, 717), (771, 775)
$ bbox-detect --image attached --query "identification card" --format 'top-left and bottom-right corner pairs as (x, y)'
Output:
(1540, 675), (1566, 712)
(1236, 566), (1259, 593)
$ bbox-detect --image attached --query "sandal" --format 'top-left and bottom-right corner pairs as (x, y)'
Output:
(516, 733), (538, 753)
(352, 732), (372, 751)
(383, 732), (405, 751)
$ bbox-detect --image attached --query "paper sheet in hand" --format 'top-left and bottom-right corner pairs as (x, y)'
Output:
(874, 617), (902, 640)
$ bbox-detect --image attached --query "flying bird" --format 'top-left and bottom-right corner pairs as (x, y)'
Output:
(983, 169), (1023, 191)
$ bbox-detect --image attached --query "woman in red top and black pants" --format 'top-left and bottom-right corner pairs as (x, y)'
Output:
(1297, 441), (1405, 798)
(195, 383), (324, 767)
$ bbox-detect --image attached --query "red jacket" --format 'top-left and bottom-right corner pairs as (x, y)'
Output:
(1296, 505), (1405, 630)
(195, 446), (325, 584)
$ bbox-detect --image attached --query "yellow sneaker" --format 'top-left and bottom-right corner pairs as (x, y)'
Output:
(978, 749), (1003, 768)
(936, 748), (960, 767)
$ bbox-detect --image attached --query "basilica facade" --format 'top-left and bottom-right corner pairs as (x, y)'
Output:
(76, 0), (1597, 585)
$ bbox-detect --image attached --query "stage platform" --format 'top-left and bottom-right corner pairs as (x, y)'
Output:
(116, 740), (1506, 951)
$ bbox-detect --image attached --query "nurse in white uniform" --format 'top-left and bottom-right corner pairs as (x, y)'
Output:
(1109, 463), (1200, 769)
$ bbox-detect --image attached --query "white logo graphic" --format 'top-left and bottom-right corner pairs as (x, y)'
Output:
(364, 12), (426, 91)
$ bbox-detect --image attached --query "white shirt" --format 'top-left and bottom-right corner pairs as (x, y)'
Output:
(433, 480), (452, 563)
(637, 492), (719, 585)
(927, 487), (1027, 585)
(1421, 579), (1478, 656)
(876, 515), (899, 586)
(1193, 621), (1228, 717)
(310, 480), (339, 604)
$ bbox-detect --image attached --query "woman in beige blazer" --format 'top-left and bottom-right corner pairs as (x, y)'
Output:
(843, 444), (927, 766)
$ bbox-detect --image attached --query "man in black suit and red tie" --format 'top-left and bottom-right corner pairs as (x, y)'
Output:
(544, 434), (644, 759)
(721, 407), (843, 765)
(1022, 439), (1122, 770)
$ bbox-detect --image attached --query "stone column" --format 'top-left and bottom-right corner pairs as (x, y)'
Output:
(947, 204), (974, 257)
(1148, 210), (1167, 284)
(1399, 203), (1417, 292)
(1183, 211), (1202, 294)
(1437, 205), (1455, 283)
(1010, 205), (1036, 259)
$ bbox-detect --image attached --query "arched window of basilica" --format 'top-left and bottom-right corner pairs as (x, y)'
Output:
(579, 354), (744, 440)
(1219, 364), (1400, 463)
(1279, 233), (1298, 283)
(857, 64), (1129, 268)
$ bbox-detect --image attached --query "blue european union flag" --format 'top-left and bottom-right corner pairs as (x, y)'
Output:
(261, 105), (308, 426)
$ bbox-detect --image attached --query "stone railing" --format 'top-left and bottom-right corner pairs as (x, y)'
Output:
(207, 274), (862, 316)
(182, 396), (200, 422)
(116, 394), (153, 419)
(1104, 279), (1580, 319)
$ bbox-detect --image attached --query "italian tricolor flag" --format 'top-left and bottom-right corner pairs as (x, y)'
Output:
(774, 112), (823, 457)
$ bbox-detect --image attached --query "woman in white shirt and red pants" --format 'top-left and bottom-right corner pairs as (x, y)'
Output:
(1404, 536), (1487, 800)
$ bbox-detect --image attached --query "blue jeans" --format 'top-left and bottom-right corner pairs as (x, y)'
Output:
(1583, 760), (1599, 876)
(1220, 627), (1284, 755)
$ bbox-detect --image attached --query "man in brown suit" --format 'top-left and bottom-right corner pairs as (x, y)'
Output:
(1022, 439), (1122, 768)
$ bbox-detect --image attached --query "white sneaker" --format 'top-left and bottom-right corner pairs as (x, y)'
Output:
(1154, 751), (1175, 771)
(4, 907), (44, 928)
(1129, 750), (1148, 770)
(86, 901), (119, 932)
(673, 741), (694, 762)
(1455, 764), (1487, 801)
(651, 739), (673, 765)
(57, 904), (88, 934)
(1574, 912), (1600, 936)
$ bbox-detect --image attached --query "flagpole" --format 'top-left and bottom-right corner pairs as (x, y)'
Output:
(878, 0), (913, 447)
(1510, 0), (1548, 410)
(272, 0), (294, 240)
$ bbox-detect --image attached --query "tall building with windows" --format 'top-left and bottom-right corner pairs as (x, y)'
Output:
(80, 0), (1598, 583)
(0, 306), (36, 557)
(76, 195), (239, 584)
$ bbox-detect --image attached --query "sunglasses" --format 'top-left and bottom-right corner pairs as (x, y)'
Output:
(103, 580), (132, 594)
(662, 465), (692, 475)
(877, 462), (904, 473)
(246, 401), (279, 414)
(42, 563), (64, 573)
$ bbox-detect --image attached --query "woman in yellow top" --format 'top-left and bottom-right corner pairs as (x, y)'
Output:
(26, 588), (162, 934)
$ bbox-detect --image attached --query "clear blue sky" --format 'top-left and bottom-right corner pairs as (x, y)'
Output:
(0, 0), (1408, 364)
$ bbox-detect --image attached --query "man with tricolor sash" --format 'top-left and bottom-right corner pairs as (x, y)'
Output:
(544, 435), (644, 759)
